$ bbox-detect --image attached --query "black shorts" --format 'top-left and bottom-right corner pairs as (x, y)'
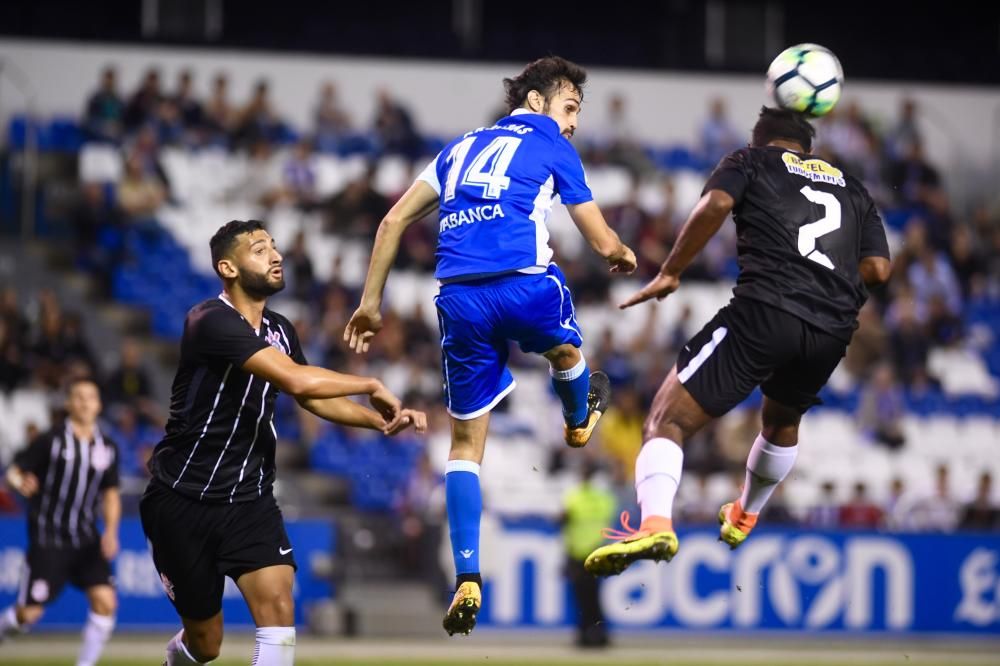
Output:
(139, 479), (297, 620)
(676, 297), (847, 417)
(18, 540), (113, 606)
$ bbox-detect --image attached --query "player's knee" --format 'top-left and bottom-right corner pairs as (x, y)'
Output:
(90, 593), (117, 616)
(187, 628), (223, 662)
(543, 343), (580, 370)
(642, 413), (689, 445)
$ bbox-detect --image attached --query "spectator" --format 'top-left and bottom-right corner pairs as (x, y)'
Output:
(323, 164), (388, 238)
(844, 301), (888, 382)
(103, 337), (157, 422)
(857, 362), (907, 450)
(883, 477), (913, 531)
(700, 98), (742, 167)
(314, 81), (352, 152)
(282, 231), (317, 303)
(117, 154), (167, 220)
(839, 482), (884, 529)
(278, 138), (319, 209)
(123, 68), (163, 132)
(959, 472), (999, 531)
(760, 483), (797, 526)
(204, 73), (236, 143)
(909, 464), (961, 532)
(372, 88), (423, 161)
(949, 225), (988, 299)
(396, 451), (446, 586)
(0, 317), (29, 392)
(83, 66), (124, 142)
(886, 292), (931, 387)
(235, 79), (284, 148)
(885, 97), (922, 161)
(594, 93), (653, 177)
(806, 481), (840, 529)
(887, 140), (941, 209)
(597, 385), (643, 483)
(909, 247), (962, 321)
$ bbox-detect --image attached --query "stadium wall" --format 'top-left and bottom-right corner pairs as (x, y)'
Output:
(2, 517), (998, 635)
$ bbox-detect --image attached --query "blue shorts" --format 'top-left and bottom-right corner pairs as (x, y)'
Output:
(434, 264), (584, 419)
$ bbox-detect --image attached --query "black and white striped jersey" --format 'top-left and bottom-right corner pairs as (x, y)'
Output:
(14, 421), (120, 548)
(149, 296), (306, 503)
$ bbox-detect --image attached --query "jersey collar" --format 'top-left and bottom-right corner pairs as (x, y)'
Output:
(508, 108), (560, 136)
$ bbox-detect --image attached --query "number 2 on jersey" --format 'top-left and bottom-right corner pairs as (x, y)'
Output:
(443, 136), (522, 202)
(797, 186), (841, 270)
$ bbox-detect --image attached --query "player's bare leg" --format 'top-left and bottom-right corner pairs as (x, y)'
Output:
(586, 365), (711, 576)
(720, 397), (801, 549)
(77, 585), (116, 666)
(165, 612), (223, 665)
(544, 344), (611, 448)
(443, 414), (488, 636)
(238, 564), (296, 666)
(0, 603), (42, 642)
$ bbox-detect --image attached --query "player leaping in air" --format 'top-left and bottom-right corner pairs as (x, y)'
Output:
(584, 107), (891, 577)
(345, 56), (637, 636)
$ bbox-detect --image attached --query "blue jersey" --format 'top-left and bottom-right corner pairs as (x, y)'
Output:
(417, 109), (594, 282)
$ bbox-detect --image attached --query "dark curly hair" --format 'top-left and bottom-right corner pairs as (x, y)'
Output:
(751, 106), (816, 152)
(503, 56), (587, 114)
(209, 219), (266, 277)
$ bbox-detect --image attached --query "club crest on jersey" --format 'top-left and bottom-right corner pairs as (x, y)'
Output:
(782, 152), (846, 187)
(265, 328), (288, 355)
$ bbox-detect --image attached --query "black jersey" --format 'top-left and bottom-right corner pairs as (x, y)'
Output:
(14, 421), (120, 548)
(149, 296), (306, 503)
(704, 146), (890, 341)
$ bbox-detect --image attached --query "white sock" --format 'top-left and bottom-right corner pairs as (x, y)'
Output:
(634, 437), (684, 522)
(166, 629), (212, 665)
(739, 433), (798, 513)
(76, 611), (115, 666)
(0, 605), (24, 638)
(252, 626), (296, 666)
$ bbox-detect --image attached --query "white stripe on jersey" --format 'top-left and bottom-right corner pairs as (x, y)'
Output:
(276, 323), (292, 356)
(81, 429), (107, 541)
(36, 434), (62, 546)
(201, 374), (255, 499)
(51, 424), (78, 548)
(16, 561), (30, 606)
(229, 381), (270, 503)
(436, 308), (453, 410)
(68, 429), (91, 548)
(174, 364), (233, 488)
(529, 175), (555, 267)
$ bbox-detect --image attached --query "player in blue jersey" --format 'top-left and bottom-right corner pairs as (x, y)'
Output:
(346, 56), (636, 636)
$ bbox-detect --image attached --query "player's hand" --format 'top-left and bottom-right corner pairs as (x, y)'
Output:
(8, 469), (39, 498)
(619, 272), (681, 309)
(368, 381), (402, 425)
(607, 245), (637, 275)
(383, 408), (428, 436)
(100, 531), (119, 561)
(344, 306), (383, 354)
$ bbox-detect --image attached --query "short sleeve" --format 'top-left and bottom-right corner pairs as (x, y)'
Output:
(416, 153), (441, 195)
(99, 440), (120, 490)
(190, 304), (269, 368)
(13, 434), (51, 475)
(551, 140), (593, 205)
(703, 149), (752, 202)
(859, 193), (891, 260)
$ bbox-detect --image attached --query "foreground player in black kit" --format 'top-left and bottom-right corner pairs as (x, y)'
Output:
(141, 220), (426, 665)
(585, 108), (892, 576)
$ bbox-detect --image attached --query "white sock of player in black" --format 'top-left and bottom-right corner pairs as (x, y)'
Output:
(739, 433), (798, 513)
(252, 626), (295, 666)
(0, 605), (24, 639)
(166, 628), (213, 664)
(76, 611), (115, 666)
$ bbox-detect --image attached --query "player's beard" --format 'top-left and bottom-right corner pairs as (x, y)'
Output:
(240, 268), (285, 299)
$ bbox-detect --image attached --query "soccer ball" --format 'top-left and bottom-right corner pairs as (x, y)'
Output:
(766, 43), (844, 117)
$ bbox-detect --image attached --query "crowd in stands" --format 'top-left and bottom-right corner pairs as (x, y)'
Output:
(2, 64), (999, 536)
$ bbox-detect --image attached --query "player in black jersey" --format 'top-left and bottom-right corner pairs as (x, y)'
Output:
(585, 108), (892, 576)
(0, 378), (120, 666)
(141, 220), (427, 665)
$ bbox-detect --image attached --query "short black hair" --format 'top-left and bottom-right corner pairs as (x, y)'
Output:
(209, 220), (265, 278)
(751, 106), (816, 152)
(503, 56), (587, 114)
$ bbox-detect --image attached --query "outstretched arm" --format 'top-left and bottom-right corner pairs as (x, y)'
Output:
(620, 189), (734, 308)
(298, 396), (428, 436)
(243, 347), (403, 425)
(345, 180), (440, 353)
(566, 201), (637, 274)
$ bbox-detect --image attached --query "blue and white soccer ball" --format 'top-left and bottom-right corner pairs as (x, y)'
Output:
(766, 43), (844, 117)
